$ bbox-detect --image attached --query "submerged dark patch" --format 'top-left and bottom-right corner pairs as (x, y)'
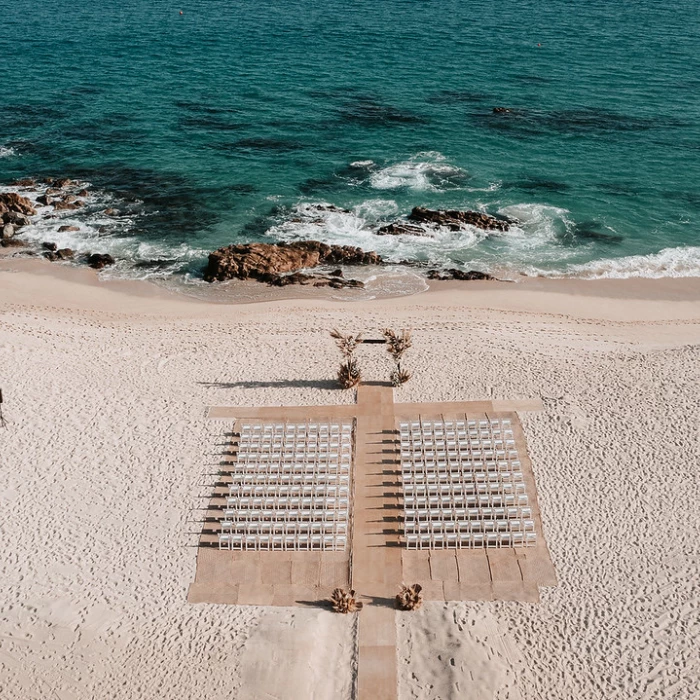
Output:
(561, 221), (623, 246)
(507, 178), (571, 193)
(337, 98), (428, 126)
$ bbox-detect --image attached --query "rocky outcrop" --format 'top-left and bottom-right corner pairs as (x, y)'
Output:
(45, 178), (76, 189)
(493, 107), (512, 114)
(0, 238), (26, 248)
(2, 211), (31, 228)
(0, 192), (37, 216)
(376, 222), (430, 237)
(203, 241), (381, 283)
(87, 253), (115, 269)
(58, 225), (80, 232)
(103, 208), (119, 216)
(53, 198), (84, 211)
(409, 207), (511, 232)
(259, 271), (364, 288)
(427, 269), (496, 281)
(43, 248), (74, 262)
(1, 224), (15, 240)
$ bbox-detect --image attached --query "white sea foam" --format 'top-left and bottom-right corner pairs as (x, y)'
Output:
(1, 182), (207, 279)
(369, 152), (467, 191)
(349, 160), (375, 168)
(267, 200), (492, 266)
(0, 146), (17, 158)
(554, 246), (700, 279)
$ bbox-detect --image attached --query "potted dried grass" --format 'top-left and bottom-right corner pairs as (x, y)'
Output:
(330, 588), (364, 613)
(382, 328), (413, 386)
(330, 329), (363, 389)
(395, 583), (423, 611)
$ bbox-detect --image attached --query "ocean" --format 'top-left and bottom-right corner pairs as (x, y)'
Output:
(2, 0), (700, 294)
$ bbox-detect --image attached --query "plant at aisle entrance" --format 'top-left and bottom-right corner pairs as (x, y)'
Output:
(382, 328), (413, 386)
(395, 583), (423, 610)
(330, 587), (364, 613)
(330, 329), (363, 389)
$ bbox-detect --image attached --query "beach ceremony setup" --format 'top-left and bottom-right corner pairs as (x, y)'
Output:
(2, 0), (700, 698)
(190, 356), (557, 697)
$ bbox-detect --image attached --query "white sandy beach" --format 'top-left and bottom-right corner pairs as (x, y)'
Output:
(1, 260), (699, 699)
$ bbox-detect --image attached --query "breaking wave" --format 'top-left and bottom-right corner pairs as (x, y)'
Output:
(368, 152), (469, 191)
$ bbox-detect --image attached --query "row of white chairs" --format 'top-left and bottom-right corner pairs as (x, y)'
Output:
(239, 433), (352, 444)
(401, 443), (518, 455)
(400, 430), (514, 444)
(404, 482), (526, 498)
(236, 446), (351, 457)
(229, 482), (349, 496)
(402, 461), (522, 474)
(400, 418), (511, 431)
(405, 531), (536, 549)
(405, 518), (535, 534)
(402, 440), (516, 454)
(405, 493), (529, 509)
(403, 456), (520, 469)
(405, 505), (532, 521)
(222, 507), (348, 522)
(221, 520), (347, 535)
(218, 532), (347, 550)
(227, 494), (349, 509)
(403, 470), (523, 484)
(229, 463), (350, 476)
(229, 474), (349, 487)
(233, 459), (350, 470)
(239, 423), (352, 437)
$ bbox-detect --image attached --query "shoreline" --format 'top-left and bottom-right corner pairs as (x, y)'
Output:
(2, 248), (699, 699)
(2, 255), (700, 323)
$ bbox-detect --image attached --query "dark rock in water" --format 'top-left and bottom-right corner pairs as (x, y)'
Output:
(10, 178), (36, 188)
(1, 238), (26, 248)
(46, 187), (62, 195)
(376, 222), (431, 237)
(330, 268), (344, 277)
(61, 195), (77, 204)
(203, 241), (382, 283)
(43, 248), (74, 261)
(36, 194), (53, 206)
(325, 278), (363, 289)
(0, 192), (37, 216)
(493, 107), (512, 114)
(255, 271), (364, 289)
(53, 200), (84, 211)
(87, 253), (115, 269)
(42, 241), (58, 251)
(306, 204), (350, 214)
(1, 224), (15, 240)
(427, 269), (495, 281)
(58, 225), (80, 232)
(76, 189), (89, 197)
(409, 206), (510, 232)
(51, 178), (75, 189)
(261, 271), (314, 287)
(2, 211), (32, 228)
(103, 208), (119, 216)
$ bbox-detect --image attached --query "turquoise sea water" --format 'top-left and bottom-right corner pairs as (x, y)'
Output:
(2, 0), (700, 287)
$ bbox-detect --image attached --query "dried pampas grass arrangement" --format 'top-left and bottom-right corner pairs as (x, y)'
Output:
(338, 358), (362, 389)
(395, 583), (423, 611)
(330, 588), (364, 613)
(382, 328), (413, 386)
(330, 329), (363, 389)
